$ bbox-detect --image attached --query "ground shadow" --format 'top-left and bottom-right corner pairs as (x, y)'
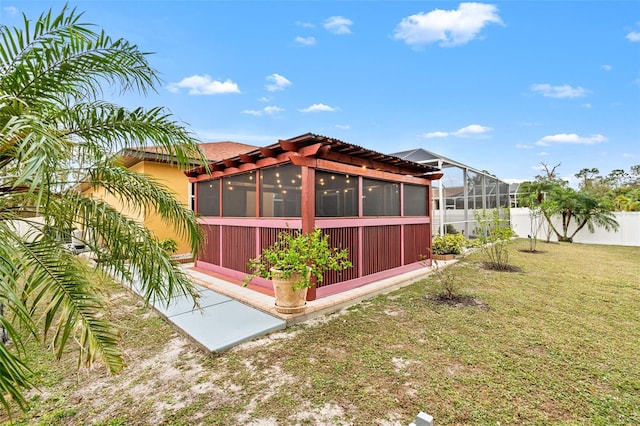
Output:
(481, 263), (523, 272)
(426, 294), (488, 309)
(518, 249), (547, 254)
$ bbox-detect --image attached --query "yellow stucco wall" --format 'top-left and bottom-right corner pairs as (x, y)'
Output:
(136, 161), (193, 255)
(82, 160), (193, 256)
(82, 177), (145, 224)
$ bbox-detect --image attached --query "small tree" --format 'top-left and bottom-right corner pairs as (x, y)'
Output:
(432, 260), (460, 300)
(520, 192), (545, 251)
(473, 208), (515, 270)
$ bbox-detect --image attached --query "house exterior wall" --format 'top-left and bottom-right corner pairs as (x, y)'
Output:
(137, 161), (193, 255)
(82, 173), (145, 224)
(82, 160), (193, 255)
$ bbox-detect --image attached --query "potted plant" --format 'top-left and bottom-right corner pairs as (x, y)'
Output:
(432, 233), (467, 260)
(244, 227), (352, 313)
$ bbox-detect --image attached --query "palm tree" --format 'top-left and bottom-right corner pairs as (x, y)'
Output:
(517, 178), (562, 243)
(546, 187), (619, 243)
(0, 6), (207, 412)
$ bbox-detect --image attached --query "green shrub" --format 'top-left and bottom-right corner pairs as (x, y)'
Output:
(159, 238), (178, 254)
(432, 233), (467, 255)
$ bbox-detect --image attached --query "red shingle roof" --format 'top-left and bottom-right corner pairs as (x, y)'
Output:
(197, 141), (258, 161)
(120, 141), (258, 166)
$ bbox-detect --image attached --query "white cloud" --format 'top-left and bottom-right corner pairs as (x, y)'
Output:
(324, 16), (353, 35)
(335, 124), (350, 130)
(626, 31), (640, 42)
(537, 151), (549, 156)
(516, 143), (533, 149)
(295, 36), (316, 46)
(453, 124), (492, 137)
(242, 106), (284, 116)
(601, 64), (612, 71)
(296, 21), (315, 28)
(3, 6), (18, 16)
(420, 124), (492, 139)
(622, 153), (636, 158)
(258, 96), (271, 102)
(392, 2), (503, 47)
(420, 131), (449, 139)
(530, 83), (589, 98)
(265, 73), (292, 92)
(264, 106), (284, 115)
(298, 103), (337, 113)
(535, 133), (607, 146)
(242, 109), (262, 116)
(582, 103), (592, 109)
(166, 75), (240, 95)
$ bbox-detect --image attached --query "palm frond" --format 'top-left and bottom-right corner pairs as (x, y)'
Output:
(0, 343), (33, 413)
(39, 191), (200, 308)
(0, 6), (158, 104)
(15, 236), (124, 373)
(83, 162), (203, 253)
(57, 101), (207, 169)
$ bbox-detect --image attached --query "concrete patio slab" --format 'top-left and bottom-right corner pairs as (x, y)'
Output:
(125, 271), (286, 354)
(167, 300), (286, 353)
(152, 289), (231, 317)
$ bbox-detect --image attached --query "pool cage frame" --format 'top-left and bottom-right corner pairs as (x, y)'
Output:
(391, 149), (512, 238)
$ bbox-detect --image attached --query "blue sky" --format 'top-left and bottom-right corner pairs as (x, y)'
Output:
(2, 1), (639, 185)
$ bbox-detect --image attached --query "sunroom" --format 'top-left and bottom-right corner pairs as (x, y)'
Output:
(186, 133), (443, 300)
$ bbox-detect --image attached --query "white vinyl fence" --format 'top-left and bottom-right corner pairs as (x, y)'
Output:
(510, 208), (640, 247)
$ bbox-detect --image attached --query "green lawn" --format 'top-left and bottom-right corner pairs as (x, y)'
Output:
(3, 239), (640, 425)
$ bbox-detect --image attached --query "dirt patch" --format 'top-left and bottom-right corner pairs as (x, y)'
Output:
(427, 294), (488, 308)
(481, 262), (524, 272)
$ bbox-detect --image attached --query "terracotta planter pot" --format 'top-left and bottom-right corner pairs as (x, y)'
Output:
(433, 253), (455, 261)
(270, 267), (310, 314)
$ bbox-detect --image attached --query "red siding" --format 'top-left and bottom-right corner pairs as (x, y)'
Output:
(403, 223), (431, 265)
(362, 225), (402, 275)
(259, 227), (294, 254)
(196, 217), (431, 299)
(199, 224), (220, 265)
(221, 226), (255, 273)
(319, 227), (359, 287)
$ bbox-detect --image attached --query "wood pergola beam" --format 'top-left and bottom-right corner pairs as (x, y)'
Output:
(223, 158), (239, 168)
(259, 147), (278, 158)
(278, 139), (299, 152)
(239, 153), (256, 164)
(319, 150), (425, 177)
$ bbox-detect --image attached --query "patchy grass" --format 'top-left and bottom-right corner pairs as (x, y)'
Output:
(2, 239), (639, 425)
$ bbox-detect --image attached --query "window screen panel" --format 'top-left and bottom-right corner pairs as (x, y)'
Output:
(363, 178), (400, 216)
(196, 180), (220, 216)
(403, 184), (427, 216)
(315, 170), (358, 217)
(260, 164), (302, 217)
(222, 172), (256, 217)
